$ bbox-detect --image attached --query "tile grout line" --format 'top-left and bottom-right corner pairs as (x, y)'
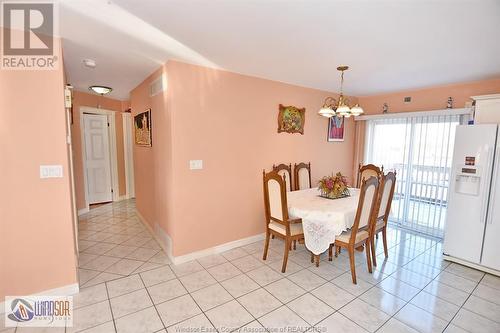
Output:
(138, 273), (168, 332)
(103, 280), (119, 333)
(442, 273), (500, 332)
(167, 262), (222, 332)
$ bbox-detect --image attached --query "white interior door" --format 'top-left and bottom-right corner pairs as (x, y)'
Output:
(84, 113), (113, 204)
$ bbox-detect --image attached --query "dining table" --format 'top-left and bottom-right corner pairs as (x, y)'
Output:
(287, 187), (360, 255)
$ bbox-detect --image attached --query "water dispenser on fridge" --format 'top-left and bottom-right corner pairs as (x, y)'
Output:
(454, 165), (481, 196)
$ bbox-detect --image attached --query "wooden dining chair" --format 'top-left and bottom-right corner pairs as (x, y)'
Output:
(356, 163), (383, 188)
(329, 176), (380, 284)
(262, 170), (304, 273)
(293, 162), (312, 190)
(370, 171), (396, 266)
(273, 163), (293, 192)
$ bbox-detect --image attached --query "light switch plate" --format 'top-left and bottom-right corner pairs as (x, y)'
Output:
(189, 160), (203, 170)
(40, 165), (63, 178)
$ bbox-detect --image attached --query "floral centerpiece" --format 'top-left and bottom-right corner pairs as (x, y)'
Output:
(318, 172), (350, 199)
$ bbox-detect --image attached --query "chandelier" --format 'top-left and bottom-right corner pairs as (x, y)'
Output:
(318, 66), (363, 118)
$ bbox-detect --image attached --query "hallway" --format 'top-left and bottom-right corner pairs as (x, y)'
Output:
(78, 200), (170, 288)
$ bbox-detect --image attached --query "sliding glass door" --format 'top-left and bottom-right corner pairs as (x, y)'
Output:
(364, 114), (461, 238)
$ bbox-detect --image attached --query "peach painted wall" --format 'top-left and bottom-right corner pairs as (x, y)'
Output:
(164, 61), (355, 256)
(71, 91), (127, 210)
(358, 78), (500, 115)
(129, 66), (174, 241)
(0, 39), (77, 298)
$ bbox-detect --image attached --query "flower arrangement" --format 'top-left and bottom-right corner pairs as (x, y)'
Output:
(318, 172), (350, 199)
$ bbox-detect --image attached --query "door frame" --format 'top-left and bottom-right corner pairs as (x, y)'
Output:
(80, 106), (119, 210)
(122, 112), (135, 199)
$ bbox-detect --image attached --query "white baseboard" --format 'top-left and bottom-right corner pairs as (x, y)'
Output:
(443, 255), (500, 277)
(134, 210), (264, 265)
(172, 233), (265, 265)
(116, 195), (127, 202)
(77, 207), (89, 216)
(0, 283), (79, 314)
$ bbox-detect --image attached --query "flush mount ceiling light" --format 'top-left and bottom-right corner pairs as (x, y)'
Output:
(89, 85), (112, 95)
(83, 59), (96, 68)
(318, 66), (364, 118)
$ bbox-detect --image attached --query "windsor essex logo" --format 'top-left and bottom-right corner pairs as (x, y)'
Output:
(1, 2), (58, 69)
(5, 296), (73, 327)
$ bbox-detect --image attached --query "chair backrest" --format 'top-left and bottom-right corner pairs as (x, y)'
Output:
(263, 170), (290, 228)
(294, 162), (311, 190)
(350, 176), (379, 243)
(357, 163), (383, 188)
(376, 171), (397, 224)
(273, 163), (293, 192)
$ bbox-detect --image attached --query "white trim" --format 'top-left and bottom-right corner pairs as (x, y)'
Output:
(173, 233), (265, 265)
(122, 113), (135, 199)
(355, 108), (471, 121)
(471, 94), (500, 101)
(78, 207), (90, 216)
(0, 283), (79, 314)
(134, 211), (265, 265)
(80, 107), (120, 207)
(443, 255), (500, 277)
(65, 107), (79, 255)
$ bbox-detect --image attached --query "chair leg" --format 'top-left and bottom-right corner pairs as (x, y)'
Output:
(335, 245), (340, 257)
(272, 235), (275, 239)
(328, 244), (333, 261)
(382, 227), (389, 258)
(348, 246), (357, 284)
(282, 238), (290, 273)
(365, 240), (373, 273)
(263, 231), (270, 260)
(311, 252), (314, 263)
(293, 240), (297, 250)
(371, 235), (377, 267)
(315, 255), (320, 267)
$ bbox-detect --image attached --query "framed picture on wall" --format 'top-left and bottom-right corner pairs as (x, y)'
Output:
(134, 108), (152, 147)
(327, 115), (345, 142)
(277, 104), (305, 135)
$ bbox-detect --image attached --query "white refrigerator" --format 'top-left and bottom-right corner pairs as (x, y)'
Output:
(443, 124), (500, 274)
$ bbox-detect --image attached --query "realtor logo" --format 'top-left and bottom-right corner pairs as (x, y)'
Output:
(1, 1), (58, 69)
(5, 296), (73, 328)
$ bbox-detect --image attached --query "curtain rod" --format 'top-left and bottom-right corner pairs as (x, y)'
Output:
(355, 108), (472, 121)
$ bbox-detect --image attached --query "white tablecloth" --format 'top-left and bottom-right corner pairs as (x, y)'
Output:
(287, 188), (360, 255)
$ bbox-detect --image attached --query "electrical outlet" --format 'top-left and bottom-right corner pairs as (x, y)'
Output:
(404, 96), (412, 103)
(40, 165), (63, 178)
(189, 160), (203, 170)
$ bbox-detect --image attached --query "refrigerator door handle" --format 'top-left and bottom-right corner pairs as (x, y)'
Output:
(481, 147), (494, 224)
(487, 146), (500, 225)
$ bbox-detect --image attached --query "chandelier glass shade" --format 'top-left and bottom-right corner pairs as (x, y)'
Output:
(318, 66), (364, 118)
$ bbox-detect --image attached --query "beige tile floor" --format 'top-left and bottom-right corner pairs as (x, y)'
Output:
(4, 199), (500, 333)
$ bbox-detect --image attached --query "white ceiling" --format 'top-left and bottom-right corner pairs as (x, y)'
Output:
(59, 0), (500, 100)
